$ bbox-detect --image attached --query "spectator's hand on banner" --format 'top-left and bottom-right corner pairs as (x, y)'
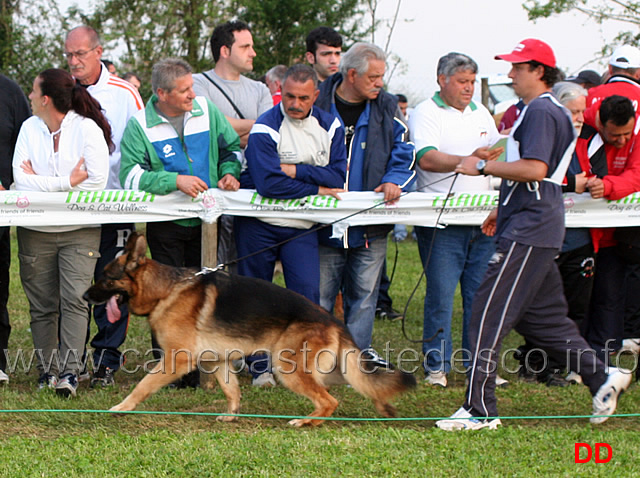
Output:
(318, 186), (344, 200)
(177, 175), (209, 198)
(217, 174), (240, 191)
(374, 182), (402, 205)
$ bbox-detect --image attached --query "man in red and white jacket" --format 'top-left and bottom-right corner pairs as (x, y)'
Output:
(576, 95), (640, 363)
(65, 25), (144, 387)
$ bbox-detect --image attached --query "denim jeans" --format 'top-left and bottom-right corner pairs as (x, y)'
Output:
(319, 239), (387, 350)
(415, 225), (495, 373)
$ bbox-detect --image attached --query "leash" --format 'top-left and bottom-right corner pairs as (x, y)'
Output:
(212, 174), (459, 271)
(398, 173), (459, 344)
(199, 173), (463, 346)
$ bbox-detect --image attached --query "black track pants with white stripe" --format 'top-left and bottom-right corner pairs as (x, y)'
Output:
(463, 238), (608, 418)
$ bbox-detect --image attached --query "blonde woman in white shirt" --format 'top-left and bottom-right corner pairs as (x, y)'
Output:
(13, 68), (111, 397)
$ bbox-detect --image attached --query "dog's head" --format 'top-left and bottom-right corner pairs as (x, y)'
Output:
(83, 232), (149, 322)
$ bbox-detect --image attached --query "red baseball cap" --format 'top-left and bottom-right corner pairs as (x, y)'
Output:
(495, 39), (556, 68)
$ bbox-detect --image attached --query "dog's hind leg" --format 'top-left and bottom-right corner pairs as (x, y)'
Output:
(277, 371), (339, 427)
(110, 356), (193, 412)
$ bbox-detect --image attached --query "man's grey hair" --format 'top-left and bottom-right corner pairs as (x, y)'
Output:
(339, 42), (386, 77)
(283, 64), (318, 89)
(437, 52), (478, 79)
(152, 58), (192, 94)
(66, 25), (101, 48)
(552, 81), (588, 107)
(266, 64), (287, 84)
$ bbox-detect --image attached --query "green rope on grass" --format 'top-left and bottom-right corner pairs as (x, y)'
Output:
(0, 409), (639, 421)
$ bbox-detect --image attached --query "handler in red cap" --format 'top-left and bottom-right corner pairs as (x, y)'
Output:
(435, 38), (632, 431)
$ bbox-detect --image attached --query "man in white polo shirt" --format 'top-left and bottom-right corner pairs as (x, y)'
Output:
(409, 52), (503, 388)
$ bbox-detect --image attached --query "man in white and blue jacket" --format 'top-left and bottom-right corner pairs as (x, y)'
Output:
(237, 64), (346, 304)
(315, 43), (415, 364)
(237, 65), (347, 387)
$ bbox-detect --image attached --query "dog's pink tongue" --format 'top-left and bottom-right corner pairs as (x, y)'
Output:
(106, 296), (121, 323)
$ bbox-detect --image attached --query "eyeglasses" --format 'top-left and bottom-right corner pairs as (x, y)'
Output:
(63, 46), (98, 60)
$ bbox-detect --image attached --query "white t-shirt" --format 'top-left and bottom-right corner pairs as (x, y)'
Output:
(409, 92), (503, 193)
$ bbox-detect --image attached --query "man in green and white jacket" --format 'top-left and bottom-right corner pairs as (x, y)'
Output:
(120, 58), (241, 384)
(120, 57), (241, 268)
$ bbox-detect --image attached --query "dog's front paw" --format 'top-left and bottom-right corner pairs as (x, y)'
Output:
(110, 401), (135, 413)
(216, 414), (238, 423)
(287, 418), (316, 427)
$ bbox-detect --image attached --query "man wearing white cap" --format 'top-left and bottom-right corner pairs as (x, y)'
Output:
(435, 38), (632, 431)
(587, 44), (640, 111)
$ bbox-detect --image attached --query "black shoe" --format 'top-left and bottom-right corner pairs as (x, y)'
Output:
(90, 365), (116, 388)
(376, 305), (403, 321)
(517, 367), (539, 384)
(543, 371), (569, 387)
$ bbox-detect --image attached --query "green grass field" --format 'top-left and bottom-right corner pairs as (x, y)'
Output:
(1, 227), (639, 477)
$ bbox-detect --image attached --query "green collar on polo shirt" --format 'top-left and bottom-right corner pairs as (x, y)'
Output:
(432, 91), (477, 112)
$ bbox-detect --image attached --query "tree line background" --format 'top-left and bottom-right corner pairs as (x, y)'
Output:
(0, 0), (408, 99)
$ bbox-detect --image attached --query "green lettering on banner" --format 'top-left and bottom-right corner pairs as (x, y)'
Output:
(128, 191), (142, 202)
(64, 190), (155, 204)
(471, 194), (494, 207)
(76, 191), (91, 203)
(93, 191), (109, 203)
(431, 195), (449, 207)
(622, 192), (640, 205)
(327, 197), (339, 208)
(455, 193), (471, 207)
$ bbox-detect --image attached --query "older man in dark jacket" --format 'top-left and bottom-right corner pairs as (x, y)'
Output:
(314, 42), (415, 365)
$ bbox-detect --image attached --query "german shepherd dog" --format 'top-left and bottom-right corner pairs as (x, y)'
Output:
(84, 233), (416, 426)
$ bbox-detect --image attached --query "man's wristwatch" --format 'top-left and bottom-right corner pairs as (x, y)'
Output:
(476, 159), (487, 176)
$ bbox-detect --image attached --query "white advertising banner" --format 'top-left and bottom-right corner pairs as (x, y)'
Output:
(1, 189), (640, 229)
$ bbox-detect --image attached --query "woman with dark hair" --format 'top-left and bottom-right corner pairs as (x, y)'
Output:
(12, 68), (109, 397)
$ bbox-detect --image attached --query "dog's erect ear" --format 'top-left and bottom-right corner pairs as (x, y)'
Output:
(128, 233), (148, 263)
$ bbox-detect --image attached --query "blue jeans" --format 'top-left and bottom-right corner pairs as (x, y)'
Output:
(415, 225), (494, 373)
(319, 239), (387, 350)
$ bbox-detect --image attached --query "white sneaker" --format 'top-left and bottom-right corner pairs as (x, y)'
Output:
(0, 369), (8, 385)
(591, 367), (632, 424)
(620, 338), (640, 354)
(565, 371), (583, 385)
(495, 375), (509, 388)
(425, 371), (447, 387)
(252, 372), (276, 388)
(436, 407), (502, 431)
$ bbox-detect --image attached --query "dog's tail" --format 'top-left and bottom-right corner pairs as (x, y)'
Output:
(339, 335), (417, 418)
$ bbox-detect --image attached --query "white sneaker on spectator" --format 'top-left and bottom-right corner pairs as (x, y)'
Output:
(425, 371), (447, 387)
(0, 369), (8, 385)
(620, 338), (640, 354)
(436, 407), (502, 431)
(565, 371), (583, 385)
(252, 372), (276, 388)
(591, 367), (632, 424)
